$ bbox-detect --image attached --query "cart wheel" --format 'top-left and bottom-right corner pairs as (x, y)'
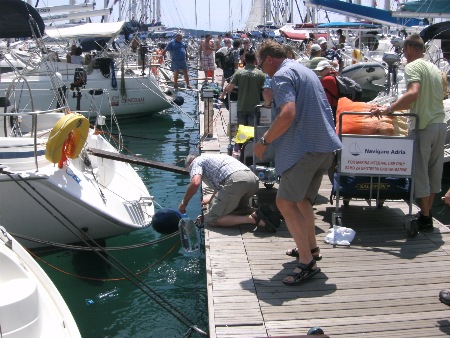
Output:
(377, 199), (385, 208)
(343, 199), (349, 207)
(406, 219), (418, 238)
(264, 183), (274, 189)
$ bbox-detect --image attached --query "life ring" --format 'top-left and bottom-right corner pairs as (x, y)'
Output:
(45, 113), (89, 165)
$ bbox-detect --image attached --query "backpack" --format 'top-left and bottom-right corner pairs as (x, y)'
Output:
(326, 75), (362, 101)
(215, 51), (225, 69)
(223, 49), (235, 70)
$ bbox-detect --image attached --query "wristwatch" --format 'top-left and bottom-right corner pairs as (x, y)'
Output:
(259, 137), (270, 145)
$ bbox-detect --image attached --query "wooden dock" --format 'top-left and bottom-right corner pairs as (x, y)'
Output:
(197, 70), (450, 337)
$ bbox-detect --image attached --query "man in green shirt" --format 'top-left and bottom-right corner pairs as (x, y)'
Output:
(220, 51), (266, 126)
(370, 34), (445, 232)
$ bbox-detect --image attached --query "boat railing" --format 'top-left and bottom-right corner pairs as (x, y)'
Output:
(1, 107), (67, 171)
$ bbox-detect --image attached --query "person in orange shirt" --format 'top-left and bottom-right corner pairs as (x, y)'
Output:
(314, 60), (339, 124)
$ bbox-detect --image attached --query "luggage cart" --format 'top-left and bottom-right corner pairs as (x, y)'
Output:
(332, 112), (419, 238)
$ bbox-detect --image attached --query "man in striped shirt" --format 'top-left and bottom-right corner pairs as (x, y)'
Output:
(179, 154), (277, 231)
(255, 40), (342, 286)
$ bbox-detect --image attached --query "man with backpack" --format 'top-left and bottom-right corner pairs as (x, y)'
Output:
(217, 39), (241, 89)
(314, 60), (339, 124)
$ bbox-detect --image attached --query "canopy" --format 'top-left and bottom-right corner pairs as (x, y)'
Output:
(420, 21), (450, 42)
(0, 0), (45, 38)
(400, 0), (450, 14)
(317, 22), (382, 29)
(46, 21), (125, 39)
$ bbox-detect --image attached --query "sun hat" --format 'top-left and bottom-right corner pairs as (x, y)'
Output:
(310, 44), (321, 53)
(317, 37), (327, 45)
(314, 60), (332, 71)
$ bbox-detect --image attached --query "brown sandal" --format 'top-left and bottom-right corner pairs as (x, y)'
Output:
(251, 210), (276, 233)
(285, 247), (322, 261)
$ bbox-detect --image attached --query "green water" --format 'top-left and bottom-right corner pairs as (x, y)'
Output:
(35, 92), (208, 337)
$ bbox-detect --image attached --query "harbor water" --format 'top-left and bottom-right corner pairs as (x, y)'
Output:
(34, 89), (208, 337)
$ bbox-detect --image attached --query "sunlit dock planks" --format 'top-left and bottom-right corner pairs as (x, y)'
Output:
(197, 70), (450, 337)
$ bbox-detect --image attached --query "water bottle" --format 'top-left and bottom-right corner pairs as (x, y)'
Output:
(85, 287), (120, 306)
(178, 214), (199, 252)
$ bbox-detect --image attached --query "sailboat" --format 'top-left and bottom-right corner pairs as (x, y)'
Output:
(0, 0), (156, 248)
(0, 1), (174, 118)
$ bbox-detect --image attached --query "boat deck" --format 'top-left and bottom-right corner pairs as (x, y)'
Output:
(198, 72), (450, 337)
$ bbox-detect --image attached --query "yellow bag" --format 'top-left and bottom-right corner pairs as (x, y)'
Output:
(234, 125), (254, 144)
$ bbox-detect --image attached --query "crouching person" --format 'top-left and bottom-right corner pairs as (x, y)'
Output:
(179, 153), (277, 231)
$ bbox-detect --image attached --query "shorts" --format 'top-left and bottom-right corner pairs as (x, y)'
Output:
(205, 171), (259, 224)
(278, 152), (334, 202)
(412, 123), (446, 198)
(171, 59), (187, 71)
(223, 68), (235, 82)
(201, 54), (215, 71)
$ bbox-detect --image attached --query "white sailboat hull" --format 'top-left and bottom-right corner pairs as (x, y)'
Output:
(0, 63), (172, 117)
(0, 226), (81, 337)
(0, 118), (155, 248)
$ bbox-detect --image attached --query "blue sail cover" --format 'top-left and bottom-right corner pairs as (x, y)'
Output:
(317, 22), (382, 29)
(400, 0), (450, 14)
(308, 0), (422, 27)
(0, 0), (45, 38)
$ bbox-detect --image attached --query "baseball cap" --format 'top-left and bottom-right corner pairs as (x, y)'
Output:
(314, 60), (332, 71)
(317, 37), (327, 45)
(310, 44), (321, 53)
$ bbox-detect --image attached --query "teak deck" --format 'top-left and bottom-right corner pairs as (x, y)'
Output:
(197, 70), (450, 337)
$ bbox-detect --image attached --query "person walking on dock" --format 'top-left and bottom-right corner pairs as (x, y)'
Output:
(162, 33), (192, 89)
(219, 51), (266, 126)
(254, 40), (342, 286)
(370, 34), (446, 233)
(199, 33), (215, 83)
(179, 154), (277, 231)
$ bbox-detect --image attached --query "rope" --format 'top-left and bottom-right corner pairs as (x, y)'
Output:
(12, 231), (179, 251)
(27, 242), (180, 282)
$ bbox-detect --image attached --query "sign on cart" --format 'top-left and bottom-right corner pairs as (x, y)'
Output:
(340, 136), (414, 176)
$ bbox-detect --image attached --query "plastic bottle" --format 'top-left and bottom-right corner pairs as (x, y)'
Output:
(178, 213), (199, 252)
(85, 287), (120, 306)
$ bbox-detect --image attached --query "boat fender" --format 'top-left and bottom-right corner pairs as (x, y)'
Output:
(152, 208), (183, 234)
(164, 89), (173, 96)
(173, 95), (184, 106)
(45, 113), (90, 166)
(307, 326), (325, 335)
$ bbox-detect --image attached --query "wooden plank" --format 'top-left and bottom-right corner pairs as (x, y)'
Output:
(87, 147), (190, 175)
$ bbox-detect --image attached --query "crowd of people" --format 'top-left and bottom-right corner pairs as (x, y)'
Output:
(171, 32), (448, 293)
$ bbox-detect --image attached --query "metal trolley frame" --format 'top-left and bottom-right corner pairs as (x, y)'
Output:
(332, 112), (419, 238)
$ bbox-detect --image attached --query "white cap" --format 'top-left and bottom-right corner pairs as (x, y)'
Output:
(314, 60), (332, 71)
(310, 44), (321, 53)
(317, 37), (327, 45)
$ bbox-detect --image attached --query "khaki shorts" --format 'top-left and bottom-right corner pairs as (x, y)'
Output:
(412, 123), (446, 198)
(278, 152), (334, 203)
(205, 171), (259, 224)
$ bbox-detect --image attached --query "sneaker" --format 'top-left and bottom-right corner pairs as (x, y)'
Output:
(417, 212), (433, 232)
